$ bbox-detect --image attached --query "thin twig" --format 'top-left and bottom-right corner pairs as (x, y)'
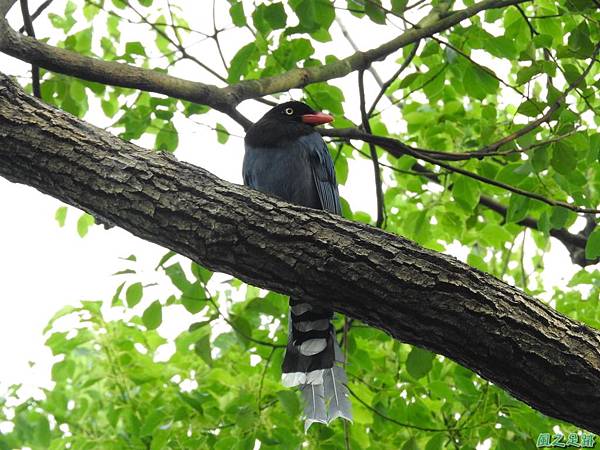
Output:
(257, 347), (276, 412)
(19, 0), (40, 98)
(346, 384), (494, 432)
(336, 16), (384, 87)
(323, 127), (600, 214)
(17, 0), (52, 33)
(367, 41), (420, 117)
(515, 4), (538, 36)
(124, 0), (228, 83)
(211, 0), (228, 71)
(202, 286), (285, 348)
(432, 35), (541, 114)
(359, 70), (386, 228)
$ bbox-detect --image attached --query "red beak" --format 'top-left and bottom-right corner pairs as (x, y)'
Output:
(301, 112), (333, 125)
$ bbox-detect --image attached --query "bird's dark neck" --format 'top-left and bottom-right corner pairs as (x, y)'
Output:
(245, 117), (315, 148)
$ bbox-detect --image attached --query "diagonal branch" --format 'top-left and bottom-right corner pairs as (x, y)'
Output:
(1, 72), (600, 433)
(358, 69), (385, 228)
(367, 41), (420, 117)
(18, 0), (39, 98)
(17, 0), (52, 33)
(0, 0), (529, 128)
(323, 127), (599, 214)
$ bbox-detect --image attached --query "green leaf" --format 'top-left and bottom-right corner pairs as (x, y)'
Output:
(229, 2), (246, 27)
(181, 282), (207, 314)
(452, 176), (480, 211)
(568, 21), (594, 58)
(142, 300), (162, 330)
(164, 262), (192, 292)
(194, 334), (213, 365)
(549, 207), (569, 230)
(191, 262), (213, 285)
(126, 282), (143, 308)
(391, 0), (408, 14)
(252, 3), (286, 35)
(517, 99), (544, 117)
(228, 42), (259, 83)
(101, 98), (119, 117)
(480, 223), (513, 248)
(305, 82), (345, 114)
(263, 3), (287, 30)
(55, 206), (68, 227)
(506, 194), (530, 223)
(272, 38), (314, 69)
(425, 434), (446, 450)
(398, 72), (420, 89)
(531, 145), (551, 172)
(73, 27), (93, 54)
(288, 0), (335, 38)
(216, 123), (229, 144)
(462, 65), (499, 100)
(551, 141), (576, 175)
(467, 252), (487, 271)
(276, 390), (300, 416)
(125, 41), (146, 57)
(365, 0), (386, 24)
(585, 229), (600, 260)
(77, 213), (95, 237)
(405, 347), (434, 379)
(155, 122), (179, 152)
(33, 415), (51, 447)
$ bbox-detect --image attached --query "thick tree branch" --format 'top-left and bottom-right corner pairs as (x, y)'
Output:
(0, 0), (528, 128)
(1, 73), (600, 433)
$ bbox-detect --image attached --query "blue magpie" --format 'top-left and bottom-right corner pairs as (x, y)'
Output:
(243, 101), (352, 430)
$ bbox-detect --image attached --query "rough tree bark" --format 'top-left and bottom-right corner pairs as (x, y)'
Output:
(0, 0), (591, 265)
(1, 74), (599, 432)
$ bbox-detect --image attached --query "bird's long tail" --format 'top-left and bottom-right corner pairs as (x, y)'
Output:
(281, 298), (352, 431)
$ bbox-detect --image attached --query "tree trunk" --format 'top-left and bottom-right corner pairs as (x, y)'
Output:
(1, 73), (599, 433)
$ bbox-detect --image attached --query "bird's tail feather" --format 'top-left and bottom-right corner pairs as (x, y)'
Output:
(282, 298), (352, 431)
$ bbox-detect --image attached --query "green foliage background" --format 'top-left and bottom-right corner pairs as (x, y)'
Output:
(1, 0), (599, 449)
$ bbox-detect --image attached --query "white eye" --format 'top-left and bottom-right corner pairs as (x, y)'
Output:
(284, 107), (294, 115)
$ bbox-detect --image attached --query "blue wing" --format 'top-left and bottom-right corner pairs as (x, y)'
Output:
(299, 134), (342, 216)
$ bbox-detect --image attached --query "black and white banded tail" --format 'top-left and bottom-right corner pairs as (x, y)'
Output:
(281, 298), (352, 431)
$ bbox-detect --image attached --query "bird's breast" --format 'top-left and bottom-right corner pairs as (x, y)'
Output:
(243, 143), (321, 209)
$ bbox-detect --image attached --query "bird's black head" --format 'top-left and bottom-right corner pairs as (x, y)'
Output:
(245, 101), (333, 148)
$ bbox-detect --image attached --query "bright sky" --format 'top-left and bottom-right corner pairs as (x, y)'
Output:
(0, 0), (584, 420)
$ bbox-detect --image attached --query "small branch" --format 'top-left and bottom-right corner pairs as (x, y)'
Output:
(323, 128), (599, 214)
(124, 0), (228, 83)
(205, 293), (285, 349)
(372, 64), (448, 117)
(211, 0), (228, 72)
(476, 42), (600, 155)
(359, 70), (385, 228)
(336, 16), (384, 87)
(346, 384), (493, 432)
(515, 4), (538, 36)
(17, 0), (52, 33)
(18, 0), (39, 98)
(257, 347), (277, 413)
(0, 0), (531, 124)
(433, 36), (542, 114)
(367, 41), (419, 117)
